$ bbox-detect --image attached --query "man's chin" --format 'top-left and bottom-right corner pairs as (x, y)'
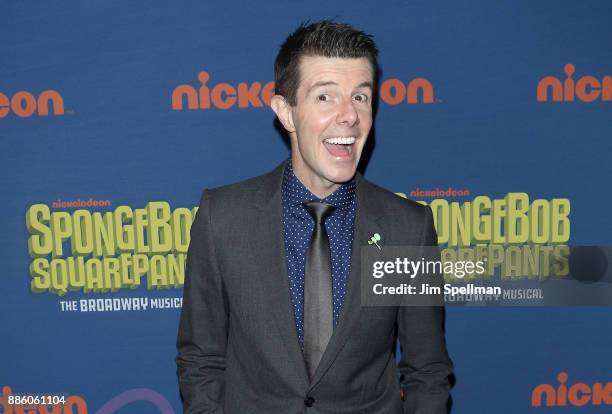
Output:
(326, 169), (358, 185)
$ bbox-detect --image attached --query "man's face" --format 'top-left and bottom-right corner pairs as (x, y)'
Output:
(279, 56), (374, 197)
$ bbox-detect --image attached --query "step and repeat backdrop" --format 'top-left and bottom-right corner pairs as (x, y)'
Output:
(1, 1), (611, 413)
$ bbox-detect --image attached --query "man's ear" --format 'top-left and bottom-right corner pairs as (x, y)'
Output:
(271, 95), (295, 133)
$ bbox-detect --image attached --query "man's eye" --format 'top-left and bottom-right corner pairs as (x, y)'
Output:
(354, 94), (369, 103)
(317, 94), (330, 102)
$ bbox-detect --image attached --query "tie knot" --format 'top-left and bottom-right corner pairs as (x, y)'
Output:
(303, 201), (336, 224)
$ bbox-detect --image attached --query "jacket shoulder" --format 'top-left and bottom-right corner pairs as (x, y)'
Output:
(359, 176), (430, 218)
(196, 163), (283, 209)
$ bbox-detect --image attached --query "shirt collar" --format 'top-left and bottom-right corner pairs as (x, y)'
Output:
(282, 159), (356, 211)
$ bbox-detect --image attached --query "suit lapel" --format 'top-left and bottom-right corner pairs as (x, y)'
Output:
(308, 174), (385, 390)
(251, 161), (309, 387)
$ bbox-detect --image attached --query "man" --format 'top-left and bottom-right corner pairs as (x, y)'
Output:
(177, 20), (453, 413)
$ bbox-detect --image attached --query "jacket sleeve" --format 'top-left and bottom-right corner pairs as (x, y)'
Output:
(176, 190), (228, 413)
(398, 207), (454, 414)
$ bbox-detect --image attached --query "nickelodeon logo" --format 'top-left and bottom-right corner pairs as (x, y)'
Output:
(172, 71), (275, 110)
(0, 90), (64, 118)
(172, 71), (435, 111)
(531, 372), (612, 407)
(537, 64), (611, 102)
(378, 78), (434, 104)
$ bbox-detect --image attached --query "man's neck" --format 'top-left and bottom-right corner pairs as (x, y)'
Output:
(291, 164), (341, 199)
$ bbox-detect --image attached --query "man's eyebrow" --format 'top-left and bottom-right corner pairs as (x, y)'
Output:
(306, 80), (374, 95)
(355, 81), (374, 92)
(307, 81), (337, 95)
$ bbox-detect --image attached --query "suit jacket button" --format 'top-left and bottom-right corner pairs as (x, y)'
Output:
(304, 396), (315, 407)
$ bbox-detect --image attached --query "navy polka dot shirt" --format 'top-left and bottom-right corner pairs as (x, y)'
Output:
(281, 160), (357, 347)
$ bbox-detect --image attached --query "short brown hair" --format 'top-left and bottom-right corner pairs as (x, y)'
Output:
(274, 20), (379, 106)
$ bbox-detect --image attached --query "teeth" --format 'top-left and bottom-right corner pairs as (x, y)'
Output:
(324, 136), (356, 145)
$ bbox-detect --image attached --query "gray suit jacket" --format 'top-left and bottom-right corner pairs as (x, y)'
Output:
(177, 161), (453, 413)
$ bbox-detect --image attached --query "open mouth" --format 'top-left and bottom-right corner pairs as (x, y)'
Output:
(323, 136), (356, 158)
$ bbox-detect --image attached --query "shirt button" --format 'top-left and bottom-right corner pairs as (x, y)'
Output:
(304, 396), (315, 407)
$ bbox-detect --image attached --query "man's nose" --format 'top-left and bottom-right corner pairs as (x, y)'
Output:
(335, 99), (359, 126)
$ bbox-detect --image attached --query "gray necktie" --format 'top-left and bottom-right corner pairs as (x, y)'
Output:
(303, 201), (336, 379)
